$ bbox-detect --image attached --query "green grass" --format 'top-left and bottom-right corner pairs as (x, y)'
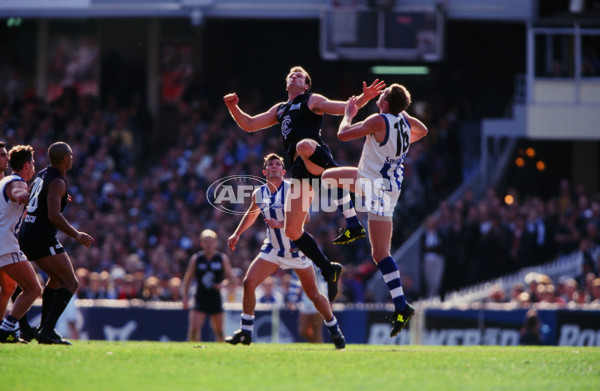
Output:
(1, 342), (599, 391)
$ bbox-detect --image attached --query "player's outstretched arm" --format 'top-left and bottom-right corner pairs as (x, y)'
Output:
(224, 93), (280, 132)
(405, 113), (428, 143)
(337, 96), (386, 142)
(309, 79), (385, 116)
(355, 79), (386, 108)
(228, 196), (261, 251)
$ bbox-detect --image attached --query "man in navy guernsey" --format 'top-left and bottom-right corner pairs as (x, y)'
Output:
(19, 142), (94, 345)
(224, 66), (385, 301)
(225, 153), (345, 349)
(182, 229), (235, 342)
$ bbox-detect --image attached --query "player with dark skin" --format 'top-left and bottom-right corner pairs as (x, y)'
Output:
(19, 142), (94, 345)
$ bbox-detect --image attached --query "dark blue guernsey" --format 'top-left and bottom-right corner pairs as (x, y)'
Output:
(276, 92), (324, 161)
(19, 166), (69, 238)
(193, 251), (225, 297)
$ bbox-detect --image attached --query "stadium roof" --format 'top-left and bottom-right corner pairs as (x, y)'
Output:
(0, 0), (538, 21)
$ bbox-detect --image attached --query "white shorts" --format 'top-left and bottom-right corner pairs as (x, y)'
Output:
(355, 176), (401, 218)
(0, 251), (28, 268)
(260, 249), (312, 270)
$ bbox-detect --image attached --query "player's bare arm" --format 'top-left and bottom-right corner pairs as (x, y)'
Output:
(355, 79), (386, 108)
(265, 207), (310, 229)
(405, 113), (428, 143)
(228, 196), (261, 251)
(337, 96), (386, 142)
(47, 179), (94, 247)
(181, 254), (198, 310)
(7, 181), (30, 204)
(224, 93), (280, 132)
(309, 79), (386, 116)
(220, 254), (237, 289)
(263, 218), (284, 229)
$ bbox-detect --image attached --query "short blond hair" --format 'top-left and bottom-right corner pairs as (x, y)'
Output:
(200, 229), (217, 240)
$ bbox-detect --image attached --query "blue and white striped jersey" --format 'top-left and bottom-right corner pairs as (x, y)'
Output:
(0, 174), (26, 256)
(254, 180), (301, 258)
(357, 112), (411, 191)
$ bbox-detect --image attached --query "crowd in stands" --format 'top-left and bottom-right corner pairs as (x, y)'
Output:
(485, 269), (600, 309)
(1, 74), (599, 308)
(422, 180), (600, 297)
(424, 180), (600, 308)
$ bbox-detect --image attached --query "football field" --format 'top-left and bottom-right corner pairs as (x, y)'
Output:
(2, 342), (599, 391)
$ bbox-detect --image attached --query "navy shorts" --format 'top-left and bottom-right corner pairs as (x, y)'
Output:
(193, 292), (223, 314)
(19, 235), (66, 261)
(291, 145), (339, 181)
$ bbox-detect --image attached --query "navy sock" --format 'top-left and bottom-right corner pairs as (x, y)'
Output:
(42, 288), (73, 332)
(345, 215), (360, 229)
(41, 287), (57, 326)
(377, 256), (407, 311)
(18, 313), (32, 330)
(293, 232), (333, 276)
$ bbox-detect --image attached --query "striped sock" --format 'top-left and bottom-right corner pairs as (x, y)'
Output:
(324, 317), (339, 335)
(377, 256), (407, 311)
(240, 313), (255, 333)
(334, 189), (359, 229)
(0, 315), (18, 332)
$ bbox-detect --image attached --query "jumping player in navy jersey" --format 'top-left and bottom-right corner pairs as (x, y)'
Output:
(18, 141), (94, 345)
(225, 153), (345, 349)
(323, 84), (428, 337)
(224, 66), (385, 302)
(182, 229), (235, 342)
(0, 145), (42, 343)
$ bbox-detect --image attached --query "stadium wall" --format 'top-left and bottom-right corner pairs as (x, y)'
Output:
(26, 302), (600, 346)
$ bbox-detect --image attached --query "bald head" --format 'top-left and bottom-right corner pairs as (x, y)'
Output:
(48, 142), (72, 165)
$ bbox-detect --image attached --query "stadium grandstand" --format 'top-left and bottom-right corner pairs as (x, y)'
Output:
(0, 0), (599, 345)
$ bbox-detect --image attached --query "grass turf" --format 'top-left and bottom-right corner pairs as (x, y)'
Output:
(1, 342), (599, 391)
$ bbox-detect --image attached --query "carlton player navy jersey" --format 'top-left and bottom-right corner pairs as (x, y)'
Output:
(19, 166), (68, 238)
(276, 93), (324, 160)
(193, 251), (226, 294)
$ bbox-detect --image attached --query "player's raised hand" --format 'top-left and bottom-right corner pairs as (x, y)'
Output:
(345, 96), (359, 119)
(362, 79), (386, 100)
(223, 93), (239, 108)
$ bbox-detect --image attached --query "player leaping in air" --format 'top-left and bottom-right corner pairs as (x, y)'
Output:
(224, 66), (385, 302)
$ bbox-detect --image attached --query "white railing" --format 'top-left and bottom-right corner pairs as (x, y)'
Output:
(443, 246), (600, 305)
